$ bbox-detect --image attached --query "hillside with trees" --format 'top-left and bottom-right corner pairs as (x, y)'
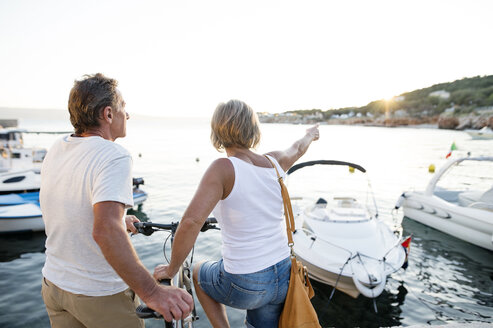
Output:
(259, 75), (493, 129)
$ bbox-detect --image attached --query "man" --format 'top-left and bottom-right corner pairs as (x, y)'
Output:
(40, 73), (193, 328)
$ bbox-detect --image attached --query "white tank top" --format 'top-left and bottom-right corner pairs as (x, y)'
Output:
(212, 155), (290, 274)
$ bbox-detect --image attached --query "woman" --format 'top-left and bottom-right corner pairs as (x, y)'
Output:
(154, 99), (319, 327)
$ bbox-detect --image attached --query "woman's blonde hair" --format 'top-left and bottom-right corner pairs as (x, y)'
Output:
(211, 99), (261, 151)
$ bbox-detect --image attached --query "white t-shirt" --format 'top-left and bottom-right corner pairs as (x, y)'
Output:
(212, 155), (290, 274)
(40, 135), (133, 296)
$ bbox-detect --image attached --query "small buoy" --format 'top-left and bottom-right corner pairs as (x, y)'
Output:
(428, 164), (435, 173)
(349, 166), (355, 173)
(195, 157), (200, 162)
(138, 153), (142, 158)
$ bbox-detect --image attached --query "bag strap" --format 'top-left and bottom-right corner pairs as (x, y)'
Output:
(264, 155), (295, 254)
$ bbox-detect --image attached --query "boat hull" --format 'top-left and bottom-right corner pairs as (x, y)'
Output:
(0, 190), (148, 234)
(0, 203), (44, 233)
(0, 169), (41, 194)
(296, 251), (360, 298)
(132, 189), (148, 206)
(402, 192), (493, 251)
(466, 128), (493, 140)
(292, 213), (406, 298)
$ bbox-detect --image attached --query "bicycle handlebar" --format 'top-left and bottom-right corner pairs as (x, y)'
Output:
(135, 279), (170, 319)
(136, 279), (198, 324)
(133, 217), (218, 236)
(133, 217), (218, 323)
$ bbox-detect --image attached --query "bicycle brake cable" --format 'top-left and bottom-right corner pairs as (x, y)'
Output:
(163, 233), (172, 263)
(190, 245), (195, 265)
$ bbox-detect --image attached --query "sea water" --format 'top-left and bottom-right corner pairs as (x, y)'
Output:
(0, 115), (492, 328)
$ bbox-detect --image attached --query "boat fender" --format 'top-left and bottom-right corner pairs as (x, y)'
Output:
(352, 271), (386, 298)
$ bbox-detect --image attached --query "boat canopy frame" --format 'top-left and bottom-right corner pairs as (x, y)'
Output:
(287, 159), (379, 218)
(425, 156), (493, 196)
(287, 160), (366, 175)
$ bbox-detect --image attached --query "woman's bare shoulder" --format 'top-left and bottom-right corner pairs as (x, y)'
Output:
(205, 158), (234, 178)
(210, 157), (232, 168)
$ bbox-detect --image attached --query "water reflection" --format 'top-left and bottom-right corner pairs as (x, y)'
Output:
(1, 194), (492, 326)
(311, 278), (407, 328)
(402, 218), (493, 323)
(0, 232), (46, 262)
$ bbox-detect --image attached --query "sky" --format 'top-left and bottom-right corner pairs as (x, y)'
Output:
(1, 0), (492, 118)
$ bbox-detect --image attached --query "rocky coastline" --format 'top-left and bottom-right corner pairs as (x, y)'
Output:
(259, 110), (493, 130)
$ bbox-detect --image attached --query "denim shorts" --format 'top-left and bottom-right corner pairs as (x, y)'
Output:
(198, 257), (291, 328)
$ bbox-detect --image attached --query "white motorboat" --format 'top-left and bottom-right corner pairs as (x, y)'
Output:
(0, 128), (150, 233)
(0, 128), (48, 193)
(466, 126), (493, 140)
(288, 160), (409, 299)
(0, 179), (148, 233)
(0, 128), (47, 172)
(0, 169), (41, 194)
(395, 156), (493, 251)
(0, 203), (44, 233)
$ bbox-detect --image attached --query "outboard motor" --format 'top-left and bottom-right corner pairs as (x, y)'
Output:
(133, 177), (145, 189)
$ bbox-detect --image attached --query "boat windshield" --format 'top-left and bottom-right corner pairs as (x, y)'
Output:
(288, 164), (378, 218)
(434, 159), (493, 206)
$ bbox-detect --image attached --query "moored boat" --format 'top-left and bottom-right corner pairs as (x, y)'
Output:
(466, 126), (493, 140)
(0, 128), (47, 194)
(395, 156), (493, 251)
(0, 179), (148, 233)
(288, 160), (409, 299)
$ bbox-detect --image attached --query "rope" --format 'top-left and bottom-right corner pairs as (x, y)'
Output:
(328, 257), (351, 303)
(356, 253), (376, 299)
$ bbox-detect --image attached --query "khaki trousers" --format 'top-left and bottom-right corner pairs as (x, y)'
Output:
(41, 277), (144, 328)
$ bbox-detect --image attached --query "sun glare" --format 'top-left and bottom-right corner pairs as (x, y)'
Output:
(383, 95), (395, 103)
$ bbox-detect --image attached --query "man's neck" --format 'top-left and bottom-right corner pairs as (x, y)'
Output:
(74, 128), (113, 141)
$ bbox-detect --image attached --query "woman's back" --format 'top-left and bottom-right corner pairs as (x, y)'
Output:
(213, 155), (290, 274)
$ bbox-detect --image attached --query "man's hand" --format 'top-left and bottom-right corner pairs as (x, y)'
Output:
(93, 203), (192, 322)
(125, 215), (140, 234)
(143, 284), (194, 322)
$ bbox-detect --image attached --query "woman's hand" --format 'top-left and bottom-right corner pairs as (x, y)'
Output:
(125, 215), (140, 234)
(306, 123), (320, 141)
(154, 264), (174, 281)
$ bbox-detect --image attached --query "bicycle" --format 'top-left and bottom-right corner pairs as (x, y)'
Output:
(133, 218), (219, 328)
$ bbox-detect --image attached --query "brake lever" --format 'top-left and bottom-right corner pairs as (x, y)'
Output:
(133, 222), (156, 236)
(200, 224), (220, 232)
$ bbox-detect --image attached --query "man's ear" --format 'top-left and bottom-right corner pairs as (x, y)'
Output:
(102, 106), (113, 123)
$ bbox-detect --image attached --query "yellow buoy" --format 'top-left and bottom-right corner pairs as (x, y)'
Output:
(428, 164), (435, 173)
(349, 166), (355, 173)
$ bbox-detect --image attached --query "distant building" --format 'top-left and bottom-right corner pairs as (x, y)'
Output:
(429, 90), (450, 99)
(394, 109), (408, 117)
(305, 112), (323, 120)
